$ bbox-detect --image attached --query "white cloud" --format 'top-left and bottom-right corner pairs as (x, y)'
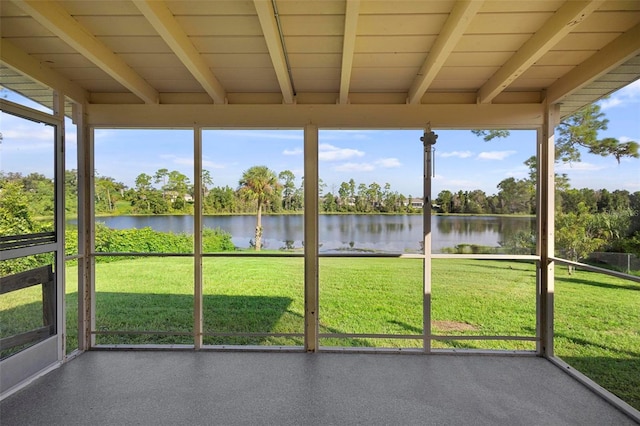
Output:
(440, 150), (473, 158)
(599, 79), (640, 110)
(202, 160), (226, 169)
(319, 143), (365, 161)
(375, 157), (401, 168)
(619, 136), (638, 143)
(283, 147), (303, 156)
(333, 162), (375, 172)
(214, 130), (303, 140)
(320, 130), (375, 141)
(556, 162), (605, 172)
(477, 150), (516, 160)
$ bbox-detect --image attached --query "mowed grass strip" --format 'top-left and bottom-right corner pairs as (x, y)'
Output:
(2, 257), (638, 409)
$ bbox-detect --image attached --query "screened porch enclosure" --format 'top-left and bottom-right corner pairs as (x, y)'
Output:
(1, 0), (640, 422)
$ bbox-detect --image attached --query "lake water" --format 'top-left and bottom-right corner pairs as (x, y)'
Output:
(94, 214), (535, 254)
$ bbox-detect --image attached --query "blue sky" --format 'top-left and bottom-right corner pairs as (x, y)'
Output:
(2, 80), (639, 197)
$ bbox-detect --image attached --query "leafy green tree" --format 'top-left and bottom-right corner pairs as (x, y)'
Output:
(436, 190), (453, 213)
(555, 104), (638, 164)
(279, 170), (296, 210)
(496, 177), (534, 214)
(555, 203), (604, 274)
(0, 180), (38, 235)
(95, 175), (125, 213)
(322, 192), (338, 212)
(165, 170), (191, 211)
(238, 166), (281, 251)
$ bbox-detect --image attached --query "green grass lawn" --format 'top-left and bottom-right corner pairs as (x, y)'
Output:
(2, 257), (638, 410)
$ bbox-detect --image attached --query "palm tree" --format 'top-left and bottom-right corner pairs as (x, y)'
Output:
(238, 166), (280, 251)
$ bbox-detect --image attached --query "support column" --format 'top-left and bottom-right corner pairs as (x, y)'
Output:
(304, 124), (319, 352)
(77, 107), (95, 350)
(53, 92), (65, 360)
(422, 128), (437, 353)
(194, 127), (203, 349)
(538, 101), (558, 357)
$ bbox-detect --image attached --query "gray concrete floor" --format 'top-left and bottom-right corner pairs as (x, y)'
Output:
(1, 351), (637, 425)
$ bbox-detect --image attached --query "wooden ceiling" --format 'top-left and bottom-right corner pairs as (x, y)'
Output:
(1, 0), (639, 123)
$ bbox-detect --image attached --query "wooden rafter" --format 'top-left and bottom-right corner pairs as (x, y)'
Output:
(407, 0), (483, 105)
(339, 0), (360, 105)
(13, 0), (159, 104)
(547, 22), (640, 105)
(477, 0), (605, 104)
(132, 0), (226, 104)
(0, 39), (88, 104)
(253, 0), (294, 104)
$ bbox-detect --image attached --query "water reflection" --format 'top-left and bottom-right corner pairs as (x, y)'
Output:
(92, 214), (534, 254)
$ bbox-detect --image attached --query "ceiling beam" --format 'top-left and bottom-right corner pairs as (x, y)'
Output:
(13, 0), (159, 104)
(253, 0), (295, 104)
(88, 103), (545, 129)
(547, 22), (640, 105)
(339, 0), (360, 104)
(477, 0), (605, 104)
(407, 0), (483, 105)
(132, 0), (226, 104)
(0, 39), (88, 104)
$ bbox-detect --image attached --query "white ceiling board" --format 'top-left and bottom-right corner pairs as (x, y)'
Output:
(455, 34), (532, 52)
(165, 0), (257, 15)
(276, 1), (344, 15)
(4, 37), (77, 54)
(444, 52), (514, 67)
(360, 1), (455, 15)
(59, 1), (140, 15)
(351, 67), (417, 82)
(73, 16), (157, 36)
(289, 53), (342, 68)
(174, 16), (263, 36)
(217, 79), (280, 93)
(97, 36), (173, 54)
(434, 66), (499, 80)
(54, 67), (115, 81)
(190, 36), (269, 54)
(553, 33), (621, 51)
(279, 15), (345, 36)
(598, 1), (640, 11)
(285, 36), (344, 54)
(480, 1), (564, 13)
(31, 53), (96, 68)
(355, 36), (435, 53)
(467, 12), (553, 34)
(201, 53), (274, 69)
(77, 79), (128, 92)
(509, 79), (556, 90)
(212, 67), (279, 82)
(145, 79), (203, 92)
(353, 53), (425, 68)
(133, 66), (195, 81)
(535, 51), (596, 66)
(294, 79), (340, 93)
(0, 1), (28, 16)
(291, 67), (340, 80)
(429, 79), (494, 91)
(357, 14), (449, 36)
(0, 16), (56, 37)
(118, 53), (185, 68)
(517, 66), (575, 80)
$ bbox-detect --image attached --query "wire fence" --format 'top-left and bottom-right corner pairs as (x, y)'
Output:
(586, 252), (640, 274)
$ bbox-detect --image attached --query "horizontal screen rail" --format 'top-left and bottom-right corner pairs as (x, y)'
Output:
(551, 257), (640, 283)
(432, 335), (537, 341)
(319, 333), (422, 340)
